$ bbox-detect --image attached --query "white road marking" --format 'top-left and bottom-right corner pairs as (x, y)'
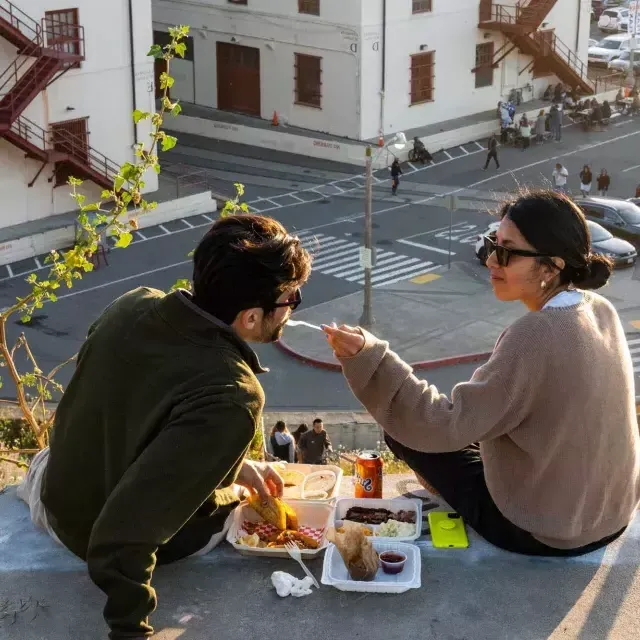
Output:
(181, 218), (194, 228)
(355, 257), (422, 280)
(5, 264), (13, 277)
(443, 150), (453, 160)
(459, 146), (469, 154)
(311, 248), (361, 268)
(321, 251), (395, 276)
(34, 257), (42, 269)
(201, 214), (213, 222)
(368, 263), (440, 286)
(407, 162), (418, 171)
(622, 164), (640, 173)
(397, 238), (456, 256)
(158, 225), (171, 235)
(475, 141), (486, 151)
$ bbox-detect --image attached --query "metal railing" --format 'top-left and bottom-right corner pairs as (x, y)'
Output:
(8, 115), (47, 152)
(0, 0), (40, 44)
(479, 0), (557, 28)
(533, 31), (593, 90)
(160, 164), (212, 199)
(40, 19), (85, 63)
(593, 71), (628, 94)
(49, 126), (120, 184)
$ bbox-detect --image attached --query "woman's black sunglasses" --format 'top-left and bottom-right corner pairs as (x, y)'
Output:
(269, 288), (302, 311)
(483, 234), (554, 267)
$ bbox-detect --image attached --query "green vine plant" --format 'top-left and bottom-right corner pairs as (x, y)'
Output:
(0, 26), (191, 467)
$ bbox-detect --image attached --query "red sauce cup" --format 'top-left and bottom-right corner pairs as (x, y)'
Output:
(380, 551), (407, 575)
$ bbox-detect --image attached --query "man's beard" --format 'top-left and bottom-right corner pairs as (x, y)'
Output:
(259, 316), (287, 343)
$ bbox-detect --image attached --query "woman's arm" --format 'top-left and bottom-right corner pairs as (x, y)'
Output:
(325, 319), (547, 452)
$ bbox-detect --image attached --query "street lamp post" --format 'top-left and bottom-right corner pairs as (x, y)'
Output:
(359, 133), (407, 329)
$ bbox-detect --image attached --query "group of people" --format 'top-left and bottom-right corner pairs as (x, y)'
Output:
(497, 103), (562, 151)
(268, 418), (332, 464)
(552, 163), (611, 197)
(14, 204), (640, 638)
(572, 97), (612, 128)
(616, 86), (640, 116)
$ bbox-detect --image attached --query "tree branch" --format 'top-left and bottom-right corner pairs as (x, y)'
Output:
(0, 456), (28, 470)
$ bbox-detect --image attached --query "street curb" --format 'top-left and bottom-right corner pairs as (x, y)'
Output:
(275, 337), (492, 372)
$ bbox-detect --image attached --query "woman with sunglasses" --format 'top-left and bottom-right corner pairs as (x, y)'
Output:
(323, 191), (639, 557)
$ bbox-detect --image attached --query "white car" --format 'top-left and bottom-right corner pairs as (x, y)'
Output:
(608, 50), (640, 72)
(598, 7), (630, 31)
(589, 38), (599, 48)
(588, 34), (631, 66)
(475, 222), (500, 264)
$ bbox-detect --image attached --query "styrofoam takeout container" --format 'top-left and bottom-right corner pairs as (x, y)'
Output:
(334, 497), (422, 543)
(226, 498), (334, 559)
(278, 463), (343, 502)
(321, 541), (421, 593)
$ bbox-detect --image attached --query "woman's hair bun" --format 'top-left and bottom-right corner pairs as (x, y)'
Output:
(569, 253), (612, 290)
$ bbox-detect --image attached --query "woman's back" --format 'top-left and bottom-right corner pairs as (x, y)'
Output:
(481, 292), (638, 547)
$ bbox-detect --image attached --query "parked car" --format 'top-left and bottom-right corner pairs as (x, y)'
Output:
(588, 34), (632, 65)
(598, 7), (630, 31)
(608, 50), (640, 72)
(574, 197), (640, 246)
(586, 220), (637, 267)
(589, 38), (599, 48)
(474, 219), (637, 268)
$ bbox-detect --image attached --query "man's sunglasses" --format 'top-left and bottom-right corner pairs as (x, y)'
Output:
(483, 235), (554, 267)
(269, 288), (302, 311)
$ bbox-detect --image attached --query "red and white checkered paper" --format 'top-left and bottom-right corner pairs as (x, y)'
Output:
(240, 520), (325, 543)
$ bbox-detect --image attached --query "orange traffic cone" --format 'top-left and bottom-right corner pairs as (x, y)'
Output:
(272, 111), (279, 126)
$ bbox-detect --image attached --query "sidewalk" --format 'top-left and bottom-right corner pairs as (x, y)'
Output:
(1, 475), (639, 640)
(278, 259), (640, 373)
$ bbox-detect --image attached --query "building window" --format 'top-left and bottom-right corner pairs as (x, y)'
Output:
(475, 42), (494, 88)
(410, 51), (434, 104)
(299, 0), (320, 15)
(44, 8), (81, 66)
(412, 0), (432, 13)
(294, 53), (322, 108)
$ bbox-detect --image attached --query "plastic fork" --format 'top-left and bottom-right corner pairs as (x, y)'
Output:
(283, 541), (320, 588)
(286, 319), (323, 331)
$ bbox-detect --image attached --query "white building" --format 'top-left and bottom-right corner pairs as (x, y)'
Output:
(0, 0), (158, 231)
(152, 0), (592, 141)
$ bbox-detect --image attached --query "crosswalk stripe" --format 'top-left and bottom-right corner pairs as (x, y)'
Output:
(369, 260), (435, 284)
(329, 252), (398, 278)
(331, 255), (418, 279)
(629, 346), (640, 354)
(371, 263), (440, 286)
(322, 252), (394, 276)
(308, 238), (351, 251)
(344, 256), (420, 281)
(627, 338), (640, 346)
(311, 243), (360, 263)
(312, 247), (361, 267)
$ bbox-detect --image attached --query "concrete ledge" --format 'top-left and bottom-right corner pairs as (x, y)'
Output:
(0, 191), (216, 267)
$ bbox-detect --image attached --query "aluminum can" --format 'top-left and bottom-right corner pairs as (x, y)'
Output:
(354, 451), (383, 499)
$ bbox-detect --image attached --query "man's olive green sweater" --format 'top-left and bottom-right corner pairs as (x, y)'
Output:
(41, 288), (266, 639)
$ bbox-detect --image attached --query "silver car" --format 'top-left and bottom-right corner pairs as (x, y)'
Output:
(587, 220), (637, 268)
(608, 50), (640, 72)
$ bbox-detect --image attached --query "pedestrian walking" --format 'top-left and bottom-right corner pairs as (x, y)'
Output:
(483, 134), (500, 170)
(535, 110), (546, 143)
(550, 104), (562, 141)
(579, 165), (593, 198)
(519, 117), (531, 151)
(552, 162), (569, 193)
(390, 158), (402, 195)
(597, 169), (610, 197)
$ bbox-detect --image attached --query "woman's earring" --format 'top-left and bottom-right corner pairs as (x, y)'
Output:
(541, 280), (547, 289)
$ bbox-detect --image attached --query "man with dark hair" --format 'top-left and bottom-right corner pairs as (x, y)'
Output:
(17, 214), (312, 639)
(298, 418), (333, 465)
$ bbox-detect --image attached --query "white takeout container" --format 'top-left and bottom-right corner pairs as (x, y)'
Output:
(321, 541), (421, 593)
(277, 463), (343, 502)
(226, 498), (334, 559)
(334, 497), (423, 542)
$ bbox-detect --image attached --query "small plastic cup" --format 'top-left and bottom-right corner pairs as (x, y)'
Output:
(379, 551), (407, 575)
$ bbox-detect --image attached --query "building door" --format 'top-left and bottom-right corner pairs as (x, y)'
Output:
(216, 42), (260, 116)
(50, 118), (89, 185)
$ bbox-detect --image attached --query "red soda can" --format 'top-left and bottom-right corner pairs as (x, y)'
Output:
(354, 452), (383, 499)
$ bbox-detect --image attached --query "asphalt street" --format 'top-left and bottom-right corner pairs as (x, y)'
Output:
(0, 108), (639, 409)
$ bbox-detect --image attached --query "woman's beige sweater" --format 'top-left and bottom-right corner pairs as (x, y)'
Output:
(338, 292), (639, 548)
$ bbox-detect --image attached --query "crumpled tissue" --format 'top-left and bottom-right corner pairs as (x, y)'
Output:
(271, 571), (314, 597)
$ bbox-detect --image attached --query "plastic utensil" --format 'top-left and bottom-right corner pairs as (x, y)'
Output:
(286, 319), (323, 331)
(283, 541), (320, 588)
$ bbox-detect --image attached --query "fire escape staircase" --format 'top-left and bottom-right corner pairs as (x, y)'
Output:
(0, 0), (119, 189)
(477, 0), (594, 95)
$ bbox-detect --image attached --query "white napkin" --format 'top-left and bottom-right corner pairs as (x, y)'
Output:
(271, 571), (314, 597)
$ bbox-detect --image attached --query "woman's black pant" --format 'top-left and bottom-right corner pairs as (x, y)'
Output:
(384, 434), (625, 557)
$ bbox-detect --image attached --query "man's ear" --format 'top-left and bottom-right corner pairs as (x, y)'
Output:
(236, 307), (263, 332)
